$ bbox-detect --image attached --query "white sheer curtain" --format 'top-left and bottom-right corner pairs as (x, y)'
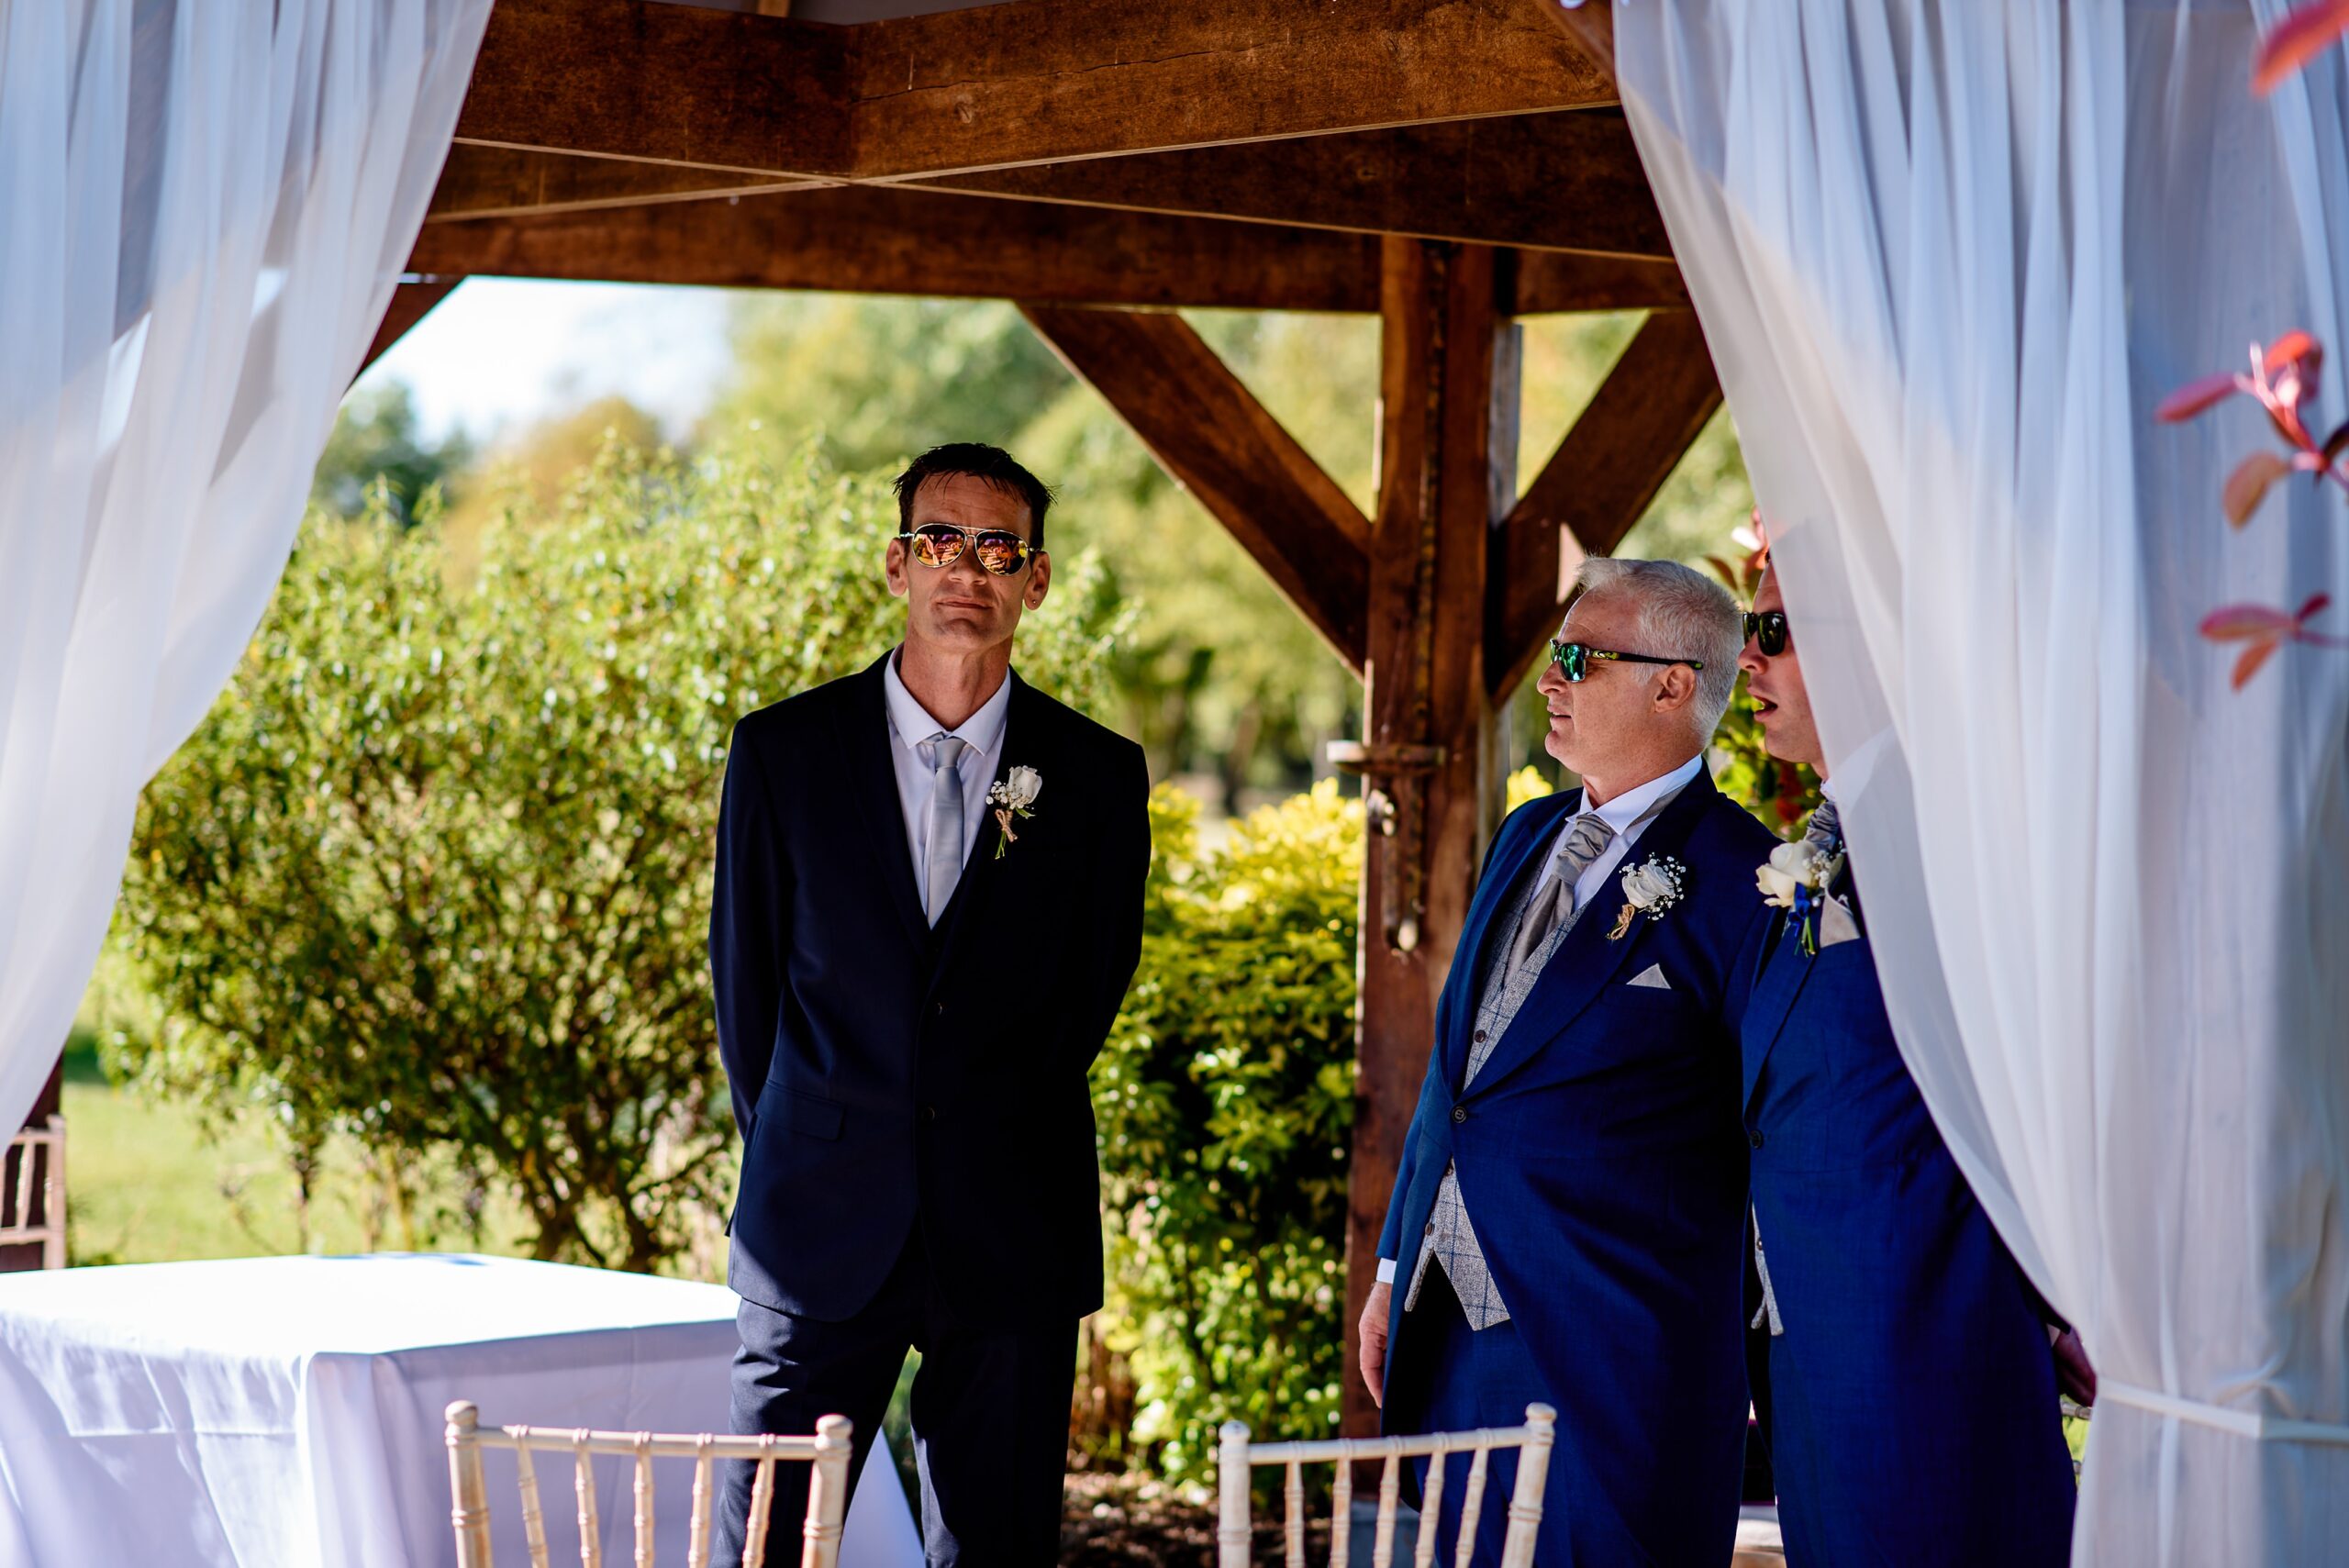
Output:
(0, 2), (492, 1139)
(1617, 2), (2349, 1561)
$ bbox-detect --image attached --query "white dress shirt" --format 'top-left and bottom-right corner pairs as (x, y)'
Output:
(1374, 751), (1705, 1286)
(882, 651), (1012, 908)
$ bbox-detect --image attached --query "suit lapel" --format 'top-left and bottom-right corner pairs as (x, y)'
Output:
(1462, 768), (1722, 1103)
(928, 673), (1039, 989)
(1442, 790), (1575, 1091)
(840, 652), (930, 952)
(1742, 916), (1817, 1109)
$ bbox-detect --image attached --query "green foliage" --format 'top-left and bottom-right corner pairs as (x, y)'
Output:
(113, 438), (1128, 1272)
(312, 381), (473, 526)
(1093, 781), (1363, 1483)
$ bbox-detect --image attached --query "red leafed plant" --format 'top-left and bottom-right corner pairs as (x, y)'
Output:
(2199, 595), (2349, 690)
(2161, 332), (2349, 686)
(2254, 0), (2349, 95)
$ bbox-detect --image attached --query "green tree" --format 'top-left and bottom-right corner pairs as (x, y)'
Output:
(113, 439), (1129, 1272)
(313, 380), (473, 525)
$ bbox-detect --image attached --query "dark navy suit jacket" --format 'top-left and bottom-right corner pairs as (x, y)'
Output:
(709, 654), (1149, 1329)
(1378, 768), (1779, 1567)
(1742, 881), (2075, 1566)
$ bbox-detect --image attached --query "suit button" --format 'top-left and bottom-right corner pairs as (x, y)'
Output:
(1748, 1129), (1765, 1150)
(1424, 1222), (1435, 1238)
(934, 1001), (947, 1017)
(922, 1105), (937, 1123)
(1473, 1029), (1487, 1043)
(1452, 1106), (1468, 1124)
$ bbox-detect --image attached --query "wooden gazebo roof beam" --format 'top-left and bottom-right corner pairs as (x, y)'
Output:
(453, 0), (1614, 182)
(407, 189), (1690, 316)
(429, 113), (1669, 260)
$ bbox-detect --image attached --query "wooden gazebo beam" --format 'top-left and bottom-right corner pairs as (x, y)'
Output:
(429, 113), (1669, 261)
(408, 189), (1695, 317)
(452, 0), (1613, 182)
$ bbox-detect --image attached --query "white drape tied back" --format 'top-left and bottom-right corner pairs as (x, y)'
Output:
(0, 1), (493, 1136)
(1617, 4), (2349, 1562)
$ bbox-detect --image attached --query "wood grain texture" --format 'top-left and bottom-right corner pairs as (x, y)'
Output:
(1345, 239), (1513, 1443)
(850, 0), (1611, 178)
(1487, 307), (1720, 695)
(427, 147), (818, 222)
(453, 0), (1611, 181)
(1022, 306), (1370, 670)
(453, 0), (852, 175)
(1506, 250), (1689, 314)
(409, 187), (1386, 312)
(902, 111), (1667, 258)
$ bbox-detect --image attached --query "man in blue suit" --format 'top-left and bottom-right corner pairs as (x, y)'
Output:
(1357, 558), (1779, 1567)
(707, 445), (1150, 1567)
(1736, 566), (2087, 1564)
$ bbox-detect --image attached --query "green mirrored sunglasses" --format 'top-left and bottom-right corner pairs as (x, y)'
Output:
(1548, 639), (1707, 684)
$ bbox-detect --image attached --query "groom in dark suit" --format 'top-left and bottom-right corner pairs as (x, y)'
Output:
(707, 443), (1149, 1567)
(1358, 558), (1777, 1567)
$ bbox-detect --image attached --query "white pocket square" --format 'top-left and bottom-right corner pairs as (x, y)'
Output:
(1627, 963), (1672, 990)
(1819, 896), (1863, 949)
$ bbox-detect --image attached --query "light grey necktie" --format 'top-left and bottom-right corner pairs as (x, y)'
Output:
(1508, 811), (1615, 973)
(923, 734), (970, 924)
(1805, 797), (1842, 858)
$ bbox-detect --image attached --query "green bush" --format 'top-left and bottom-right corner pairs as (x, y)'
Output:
(112, 439), (1128, 1272)
(1091, 780), (1363, 1483)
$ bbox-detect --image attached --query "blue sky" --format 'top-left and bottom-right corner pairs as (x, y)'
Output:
(352, 279), (739, 446)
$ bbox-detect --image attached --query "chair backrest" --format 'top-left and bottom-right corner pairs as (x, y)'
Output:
(443, 1401), (852, 1568)
(0, 1116), (65, 1270)
(1216, 1404), (1555, 1568)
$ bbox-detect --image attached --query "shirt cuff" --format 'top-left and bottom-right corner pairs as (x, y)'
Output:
(1376, 1258), (1397, 1285)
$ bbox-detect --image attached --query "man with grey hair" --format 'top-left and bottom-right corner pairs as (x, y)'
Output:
(1358, 557), (1776, 1567)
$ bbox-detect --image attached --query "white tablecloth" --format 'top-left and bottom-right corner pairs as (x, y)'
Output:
(0, 1254), (923, 1568)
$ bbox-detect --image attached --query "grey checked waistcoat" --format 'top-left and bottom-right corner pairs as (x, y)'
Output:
(1404, 849), (1577, 1329)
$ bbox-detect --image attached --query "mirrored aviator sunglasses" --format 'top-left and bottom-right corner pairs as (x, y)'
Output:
(896, 523), (1037, 576)
(1742, 610), (1791, 657)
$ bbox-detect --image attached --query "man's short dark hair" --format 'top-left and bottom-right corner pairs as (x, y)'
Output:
(892, 443), (1055, 553)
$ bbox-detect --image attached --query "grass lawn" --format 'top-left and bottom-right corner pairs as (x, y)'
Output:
(61, 1035), (538, 1267)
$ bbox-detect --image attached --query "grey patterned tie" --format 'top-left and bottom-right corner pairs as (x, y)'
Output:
(924, 734), (970, 924)
(1805, 796), (1842, 859)
(1508, 811), (1616, 973)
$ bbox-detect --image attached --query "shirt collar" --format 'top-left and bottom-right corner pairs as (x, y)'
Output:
(1584, 751), (1704, 834)
(884, 649), (1012, 762)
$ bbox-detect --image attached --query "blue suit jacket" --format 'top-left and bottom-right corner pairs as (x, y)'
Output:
(1742, 884), (2074, 1566)
(1379, 768), (1779, 1568)
(708, 655), (1150, 1328)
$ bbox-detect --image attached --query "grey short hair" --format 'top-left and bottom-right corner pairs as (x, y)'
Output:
(1571, 557), (1744, 743)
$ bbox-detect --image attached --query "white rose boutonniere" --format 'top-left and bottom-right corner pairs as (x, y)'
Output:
(1607, 854), (1689, 940)
(1755, 838), (1844, 953)
(987, 766), (1042, 859)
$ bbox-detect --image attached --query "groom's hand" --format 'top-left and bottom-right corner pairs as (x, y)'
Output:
(1358, 1281), (1392, 1407)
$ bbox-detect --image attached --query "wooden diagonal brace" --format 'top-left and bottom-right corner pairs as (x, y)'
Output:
(1019, 306), (1370, 672)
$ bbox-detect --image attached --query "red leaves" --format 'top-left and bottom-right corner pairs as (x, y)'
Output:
(2199, 594), (2343, 688)
(2254, 0), (2349, 95)
(2223, 450), (2294, 527)
(2156, 373), (2245, 423)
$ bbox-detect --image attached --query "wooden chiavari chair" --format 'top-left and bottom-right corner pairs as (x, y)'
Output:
(0, 1115), (64, 1270)
(444, 1401), (852, 1568)
(1216, 1404), (1555, 1568)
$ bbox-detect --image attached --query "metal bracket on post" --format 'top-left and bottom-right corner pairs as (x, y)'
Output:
(1327, 741), (1448, 952)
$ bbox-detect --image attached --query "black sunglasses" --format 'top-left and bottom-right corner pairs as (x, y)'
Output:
(1548, 639), (1706, 684)
(1742, 610), (1791, 657)
(896, 523), (1041, 576)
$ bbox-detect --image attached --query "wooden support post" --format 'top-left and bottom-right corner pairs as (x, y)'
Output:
(1341, 238), (1517, 1440)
